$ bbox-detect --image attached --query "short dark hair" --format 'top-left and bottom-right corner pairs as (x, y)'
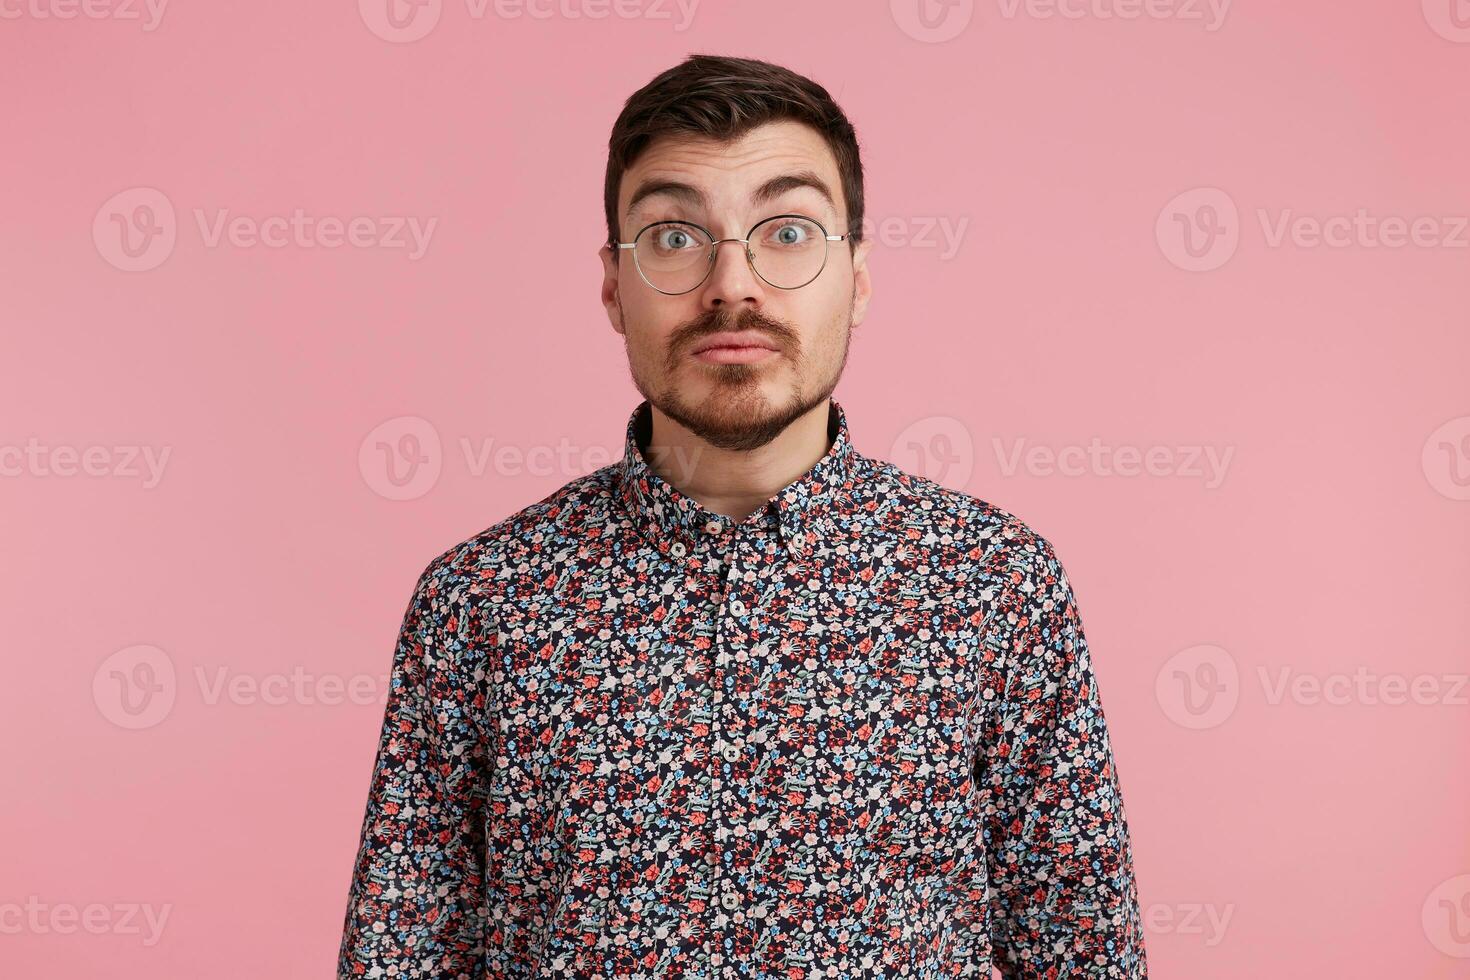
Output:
(603, 54), (865, 252)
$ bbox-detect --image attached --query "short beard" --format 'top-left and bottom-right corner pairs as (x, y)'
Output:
(620, 299), (850, 452)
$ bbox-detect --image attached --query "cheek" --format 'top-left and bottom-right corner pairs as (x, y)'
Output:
(811, 268), (853, 316)
(793, 287), (853, 350)
(620, 300), (686, 359)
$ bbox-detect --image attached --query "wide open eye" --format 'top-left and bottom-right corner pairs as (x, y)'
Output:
(646, 223), (707, 257)
(760, 217), (821, 249)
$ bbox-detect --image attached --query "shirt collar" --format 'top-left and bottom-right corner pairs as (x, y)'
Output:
(614, 398), (858, 560)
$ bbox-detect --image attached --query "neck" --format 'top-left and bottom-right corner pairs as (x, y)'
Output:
(643, 399), (834, 522)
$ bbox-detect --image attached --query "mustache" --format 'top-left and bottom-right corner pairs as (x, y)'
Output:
(669, 308), (800, 356)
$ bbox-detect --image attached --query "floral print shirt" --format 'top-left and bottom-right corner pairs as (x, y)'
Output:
(339, 399), (1147, 979)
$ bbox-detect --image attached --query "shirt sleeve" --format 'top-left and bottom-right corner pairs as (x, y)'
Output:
(338, 557), (492, 979)
(974, 536), (1148, 978)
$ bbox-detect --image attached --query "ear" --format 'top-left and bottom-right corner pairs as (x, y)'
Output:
(599, 244), (626, 336)
(849, 237), (874, 328)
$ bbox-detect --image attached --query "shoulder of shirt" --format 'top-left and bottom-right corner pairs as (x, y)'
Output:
(856, 451), (1069, 587)
(405, 464), (626, 601)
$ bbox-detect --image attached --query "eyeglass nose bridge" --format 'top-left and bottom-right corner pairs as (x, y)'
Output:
(677, 237), (758, 292)
(705, 237), (756, 268)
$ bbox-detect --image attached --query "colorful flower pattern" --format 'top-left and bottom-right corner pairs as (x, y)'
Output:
(339, 399), (1147, 978)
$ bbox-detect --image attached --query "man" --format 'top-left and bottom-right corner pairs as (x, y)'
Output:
(339, 54), (1147, 979)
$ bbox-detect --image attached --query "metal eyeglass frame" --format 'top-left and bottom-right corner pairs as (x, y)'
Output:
(615, 213), (850, 295)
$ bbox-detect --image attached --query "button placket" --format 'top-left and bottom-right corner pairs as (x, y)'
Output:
(706, 529), (768, 970)
(703, 527), (735, 966)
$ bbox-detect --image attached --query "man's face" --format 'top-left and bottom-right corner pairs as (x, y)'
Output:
(600, 119), (873, 452)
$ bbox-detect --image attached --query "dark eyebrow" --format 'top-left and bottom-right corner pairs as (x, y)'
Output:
(625, 180), (707, 220)
(624, 170), (839, 223)
(750, 170), (837, 213)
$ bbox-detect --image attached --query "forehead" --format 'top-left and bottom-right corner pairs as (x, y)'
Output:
(619, 119), (845, 220)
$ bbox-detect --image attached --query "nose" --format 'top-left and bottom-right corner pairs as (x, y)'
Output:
(698, 237), (765, 308)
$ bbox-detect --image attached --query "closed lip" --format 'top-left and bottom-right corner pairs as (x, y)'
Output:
(689, 331), (781, 354)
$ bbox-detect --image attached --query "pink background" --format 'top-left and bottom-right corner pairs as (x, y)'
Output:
(3, 0), (1469, 976)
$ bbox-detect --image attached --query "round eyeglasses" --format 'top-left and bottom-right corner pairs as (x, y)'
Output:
(616, 214), (850, 295)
